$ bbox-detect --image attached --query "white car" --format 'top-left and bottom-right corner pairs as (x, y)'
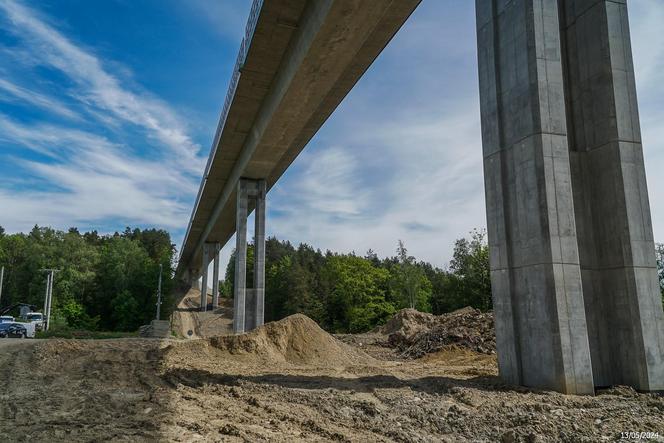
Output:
(26, 312), (46, 331)
(0, 316), (15, 323)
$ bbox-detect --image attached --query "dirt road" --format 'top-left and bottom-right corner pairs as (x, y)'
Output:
(171, 287), (233, 339)
(1, 314), (663, 442)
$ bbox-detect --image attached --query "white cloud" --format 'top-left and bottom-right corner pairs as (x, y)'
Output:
(265, 2), (484, 267)
(1, 0), (663, 274)
(0, 78), (80, 120)
(0, 0), (208, 238)
(0, 0), (204, 173)
(0, 117), (194, 231)
(630, 1), (664, 239)
(270, 101), (485, 266)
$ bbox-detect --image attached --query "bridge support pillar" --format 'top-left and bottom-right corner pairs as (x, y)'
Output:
(253, 179), (266, 329)
(212, 243), (222, 309)
(476, 0), (664, 393)
(200, 243), (211, 312)
(233, 178), (267, 334)
(561, 0), (664, 390)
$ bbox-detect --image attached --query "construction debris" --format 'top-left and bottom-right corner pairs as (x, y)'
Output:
(381, 307), (496, 358)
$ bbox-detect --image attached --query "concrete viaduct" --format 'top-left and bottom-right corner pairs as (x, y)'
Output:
(177, 0), (664, 394)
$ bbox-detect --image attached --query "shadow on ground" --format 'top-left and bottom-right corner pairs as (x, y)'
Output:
(161, 366), (541, 396)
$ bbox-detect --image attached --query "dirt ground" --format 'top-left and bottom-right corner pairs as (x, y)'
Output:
(0, 303), (663, 442)
(171, 287), (234, 339)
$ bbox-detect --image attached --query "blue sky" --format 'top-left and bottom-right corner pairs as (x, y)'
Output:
(1, 1), (664, 269)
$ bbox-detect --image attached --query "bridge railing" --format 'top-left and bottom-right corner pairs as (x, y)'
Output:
(180, 0), (265, 264)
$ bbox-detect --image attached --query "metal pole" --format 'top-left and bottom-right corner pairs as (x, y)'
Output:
(156, 264), (163, 320)
(43, 272), (51, 325)
(46, 270), (54, 331)
(40, 268), (59, 332)
(0, 266), (4, 306)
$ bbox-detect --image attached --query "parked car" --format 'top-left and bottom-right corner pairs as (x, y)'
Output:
(0, 322), (35, 338)
(7, 323), (28, 338)
(0, 316), (15, 323)
(0, 323), (11, 338)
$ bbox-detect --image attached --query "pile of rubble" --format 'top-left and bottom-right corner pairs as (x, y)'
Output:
(381, 307), (496, 358)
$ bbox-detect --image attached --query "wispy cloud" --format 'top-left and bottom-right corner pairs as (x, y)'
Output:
(0, 78), (80, 120)
(270, 101), (485, 265)
(0, 0), (206, 237)
(0, 116), (194, 230)
(0, 0), (204, 171)
(1, 0), (663, 273)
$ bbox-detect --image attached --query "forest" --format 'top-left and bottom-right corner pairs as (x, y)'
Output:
(221, 230), (491, 333)
(0, 226), (175, 332)
(0, 225), (662, 333)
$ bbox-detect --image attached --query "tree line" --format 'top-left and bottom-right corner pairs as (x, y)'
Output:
(221, 235), (664, 334)
(0, 224), (661, 334)
(0, 226), (175, 331)
(221, 229), (492, 333)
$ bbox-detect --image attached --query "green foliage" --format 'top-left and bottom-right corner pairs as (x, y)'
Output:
(390, 241), (431, 312)
(223, 233), (492, 333)
(0, 225), (176, 332)
(430, 229), (491, 313)
(348, 297), (396, 333)
(324, 255), (390, 332)
(59, 299), (99, 330)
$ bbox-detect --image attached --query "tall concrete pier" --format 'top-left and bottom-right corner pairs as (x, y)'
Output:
(198, 242), (220, 312)
(233, 178), (266, 334)
(477, 0), (664, 393)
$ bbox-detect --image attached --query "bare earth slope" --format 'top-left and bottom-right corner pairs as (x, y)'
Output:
(0, 314), (662, 442)
(171, 286), (233, 339)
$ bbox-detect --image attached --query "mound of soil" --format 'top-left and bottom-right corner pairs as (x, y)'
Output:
(168, 314), (374, 368)
(381, 307), (496, 357)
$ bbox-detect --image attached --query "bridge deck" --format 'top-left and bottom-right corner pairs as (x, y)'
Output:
(178, 0), (421, 276)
